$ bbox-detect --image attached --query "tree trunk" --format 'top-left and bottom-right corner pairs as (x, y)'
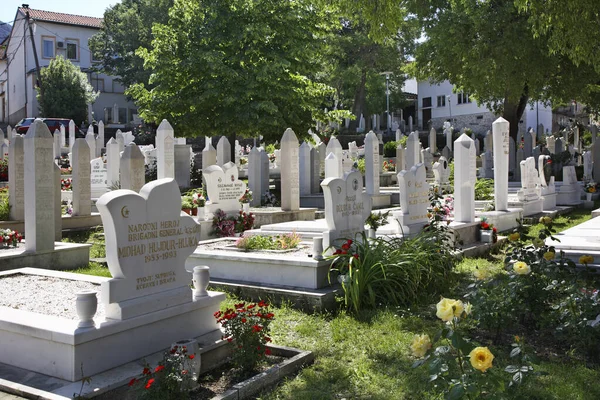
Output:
(502, 86), (529, 141)
(227, 132), (236, 163)
(348, 69), (367, 132)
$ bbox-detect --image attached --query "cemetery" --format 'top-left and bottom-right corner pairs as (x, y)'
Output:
(1, 1), (600, 398)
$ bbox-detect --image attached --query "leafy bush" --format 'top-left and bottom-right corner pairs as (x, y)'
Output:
(236, 232), (300, 251)
(0, 188), (9, 220)
(474, 178), (494, 200)
(383, 140), (399, 157)
(0, 159), (8, 181)
(329, 229), (456, 313)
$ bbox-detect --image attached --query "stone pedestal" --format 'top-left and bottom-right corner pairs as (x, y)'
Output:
(477, 209), (522, 232)
(508, 198), (543, 216)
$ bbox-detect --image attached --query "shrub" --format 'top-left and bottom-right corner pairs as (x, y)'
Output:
(0, 188), (10, 220)
(0, 159), (8, 181)
(212, 209), (255, 237)
(474, 178), (494, 200)
(383, 140), (399, 157)
(236, 232), (301, 251)
(215, 300), (274, 372)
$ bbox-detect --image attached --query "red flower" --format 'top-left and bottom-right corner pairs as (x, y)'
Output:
(128, 378), (137, 387)
(252, 324), (263, 333)
(154, 365), (165, 373)
(182, 370), (188, 375)
(189, 354), (195, 359)
(142, 367), (151, 375)
(241, 318), (247, 323)
(145, 378), (155, 389)
(492, 227), (497, 233)
(481, 222), (490, 230)
(264, 336), (272, 342)
(341, 242), (351, 251)
(353, 254), (359, 260)
(227, 338), (233, 343)
(265, 348), (272, 356)
(247, 304), (256, 310)
(234, 302), (245, 309)
(213, 311), (222, 318)
(265, 313), (275, 319)
(258, 300), (268, 307)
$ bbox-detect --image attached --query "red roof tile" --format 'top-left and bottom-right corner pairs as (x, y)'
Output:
(19, 8), (103, 29)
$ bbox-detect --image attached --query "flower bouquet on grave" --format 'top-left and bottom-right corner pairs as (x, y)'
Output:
(584, 181), (597, 194)
(0, 159), (8, 181)
(239, 188), (253, 204)
(61, 178), (72, 191)
(0, 228), (22, 248)
(268, 153), (276, 164)
(382, 160), (396, 172)
(193, 193), (206, 207)
(479, 217), (497, 243)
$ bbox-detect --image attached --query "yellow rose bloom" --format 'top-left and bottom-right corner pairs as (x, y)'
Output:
(513, 261), (531, 275)
(508, 232), (520, 242)
(543, 251), (555, 261)
(436, 298), (464, 321)
(579, 255), (594, 265)
(539, 216), (552, 226)
(411, 334), (432, 358)
(532, 238), (544, 248)
(469, 347), (494, 372)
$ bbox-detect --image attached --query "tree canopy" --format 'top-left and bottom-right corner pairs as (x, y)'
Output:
(128, 0), (338, 139)
(407, 0), (599, 138)
(37, 55), (98, 123)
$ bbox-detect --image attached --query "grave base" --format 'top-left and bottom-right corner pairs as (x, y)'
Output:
(477, 209), (523, 232)
(541, 193), (557, 210)
(583, 200), (596, 209)
(370, 193), (392, 209)
(0, 268), (224, 382)
(507, 198), (543, 216)
(0, 214), (103, 235)
(448, 221), (480, 246)
(250, 207), (317, 228)
(186, 238), (331, 290)
(556, 189), (582, 206)
(0, 241), (91, 272)
(299, 194), (325, 209)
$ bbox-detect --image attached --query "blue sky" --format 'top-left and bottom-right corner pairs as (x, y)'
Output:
(1, 1), (120, 25)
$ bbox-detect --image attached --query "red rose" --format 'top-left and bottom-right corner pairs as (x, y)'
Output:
(128, 378), (137, 387)
(154, 365), (165, 373)
(189, 354), (195, 359)
(145, 378), (155, 389)
(142, 367), (151, 375)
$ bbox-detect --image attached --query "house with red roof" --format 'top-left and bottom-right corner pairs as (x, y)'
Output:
(1, 6), (137, 126)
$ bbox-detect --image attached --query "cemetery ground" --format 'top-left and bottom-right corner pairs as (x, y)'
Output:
(59, 207), (600, 400)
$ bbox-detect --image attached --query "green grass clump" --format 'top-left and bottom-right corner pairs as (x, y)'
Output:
(0, 188), (10, 220)
(236, 232), (301, 251)
(71, 262), (111, 277)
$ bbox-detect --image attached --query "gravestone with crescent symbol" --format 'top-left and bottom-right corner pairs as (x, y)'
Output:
(203, 162), (247, 214)
(395, 163), (429, 234)
(321, 170), (371, 250)
(97, 178), (202, 320)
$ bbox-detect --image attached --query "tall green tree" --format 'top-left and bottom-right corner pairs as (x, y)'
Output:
(129, 0), (337, 139)
(407, 0), (598, 139)
(89, 0), (174, 90)
(36, 55), (99, 123)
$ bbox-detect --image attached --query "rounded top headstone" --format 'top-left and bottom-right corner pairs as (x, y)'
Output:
(157, 119), (174, 132)
(25, 119), (52, 139)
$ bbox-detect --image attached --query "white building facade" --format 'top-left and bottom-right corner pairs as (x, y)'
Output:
(4, 7), (136, 125)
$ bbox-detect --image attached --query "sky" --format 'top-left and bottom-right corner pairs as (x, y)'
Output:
(0, 1), (121, 25)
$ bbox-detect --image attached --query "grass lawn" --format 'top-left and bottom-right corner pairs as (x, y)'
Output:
(65, 210), (600, 399)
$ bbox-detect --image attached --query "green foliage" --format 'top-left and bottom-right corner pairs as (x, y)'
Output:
(129, 0), (337, 140)
(474, 178), (494, 201)
(329, 230), (456, 313)
(37, 56), (98, 123)
(215, 301), (274, 371)
(0, 188), (10, 221)
(355, 158), (365, 174)
(236, 232), (301, 251)
(365, 211), (390, 230)
(180, 196), (193, 210)
(383, 140), (399, 157)
(212, 209), (255, 237)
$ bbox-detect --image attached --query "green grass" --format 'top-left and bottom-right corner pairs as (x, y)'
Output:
(71, 262), (111, 277)
(526, 208), (593, 242)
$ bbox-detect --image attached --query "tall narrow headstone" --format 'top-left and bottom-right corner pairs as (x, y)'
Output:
(532, 145), (542, 169)
(299, 142), (311, 196)
(326, 137), (343, 174)
(72, 139), (92, 216)
(454, 134), (477, 223)
(574, 126), (580, 152)
(317, 142), (327, 174)
(112, 103), (119, 123)
(115, 130), (125, 153)
(421, 148), (434, 178)
(174, 144), (192, 187)
(310, 147), (320, 194)
(364, 131), (380, 195)
(441, 145), (451, 161)
(106, 138), (120, 188)
(445, 128), (453, 152)
(429, 127), (437, 153)
(91, 157), (109, 198)
(54, 164), (61, 241)
(546, 136), (556, 154)
(406, 131), (420, 168)
(60, 124), (66, 147)
(121, 144), (145, 193)
(8, 136), (24, 220)
(396, 145), (406, 173)
(474, 138), (481, 156)
(86, 128), (96, 162)
(98, 121), (105, 150)
(53, 129), (61, 159)
(517, 157), (541, 202)
(555, 137), (563, 154)
(260, 150), (270, 201)
(480, 151), (494, 179)
(492, 117), (510, 211)
(68, 120), (75, 153)
(202, 137), (217, 170)
(248, 147), (264, 207)
(216, 136), (232, 167)
(408, 116), (413, 132)
(593, 141), (600, 182)
(396, 163), (429, 233)
(280, 128), (300, 211)
(484, 130), (493, 153)
(325, 153), (342, 178)
(524, 128), (533, 158)
(24, 120), (55, 252)
(583, 151), (593, 181)
(156, 119), (175, 179)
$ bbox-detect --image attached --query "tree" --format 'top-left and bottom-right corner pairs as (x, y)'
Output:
(128, 0), (337, 140)
(407, 0), (599, 139)
(89, 0), (174, 90)
(36, 56), (99, 123)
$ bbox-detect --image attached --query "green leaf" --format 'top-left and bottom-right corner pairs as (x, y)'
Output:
(510, 347), (522, 358)
(447, 384), (465, 400)
(505, 365), (519, 373)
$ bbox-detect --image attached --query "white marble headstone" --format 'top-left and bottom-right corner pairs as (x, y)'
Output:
(517, 157), (541, 202)
(8, 136), (24, 220)
(216, 136), (231, 167)
(91, 157), (109, 199)
(156, 119), (175, 179)
(454, 134), (477, 223)
(396, 163), (429, 233)
(204, 163), (247, 214)
(120, 144), (146, 193)
(492, 118), (509, 211)
(364, 131), (380, 195)
(72, 139), (92, 215)
(280, 128), (300, 211)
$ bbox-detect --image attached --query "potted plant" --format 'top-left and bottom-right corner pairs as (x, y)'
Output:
(194, 192), (207, 221)
(181, 196), (193, 215)
(479, 217), (497, 243)
(365, 211), (390, 238)
(584, 181), (597, 201)
(239, 188), (253, 213)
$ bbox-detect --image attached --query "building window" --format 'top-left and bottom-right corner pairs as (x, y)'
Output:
(42, 36), (55, 58)
(91, 77), (104, 92)
(457, 92), (471, 104)
(422, 97), (432, 108)
(112, 81), (125, 93)
(437, 95), (446, 107)
(66, 39), (79, 61)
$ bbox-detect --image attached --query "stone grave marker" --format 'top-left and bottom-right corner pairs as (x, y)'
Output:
(310, 147), (320, 194)
(59, 124), (66, 148)
(97, 120), (105, 153)
(406, 131), (420, 169)
(280, 128), (300, 211)
(248, 147), (266, 207)
(524, 128), (533, 158)
(396, 145), (406, 173)
(480, 151), (494, 178)
(72, 139), (92, 215)
(583, 151), (593, 181)
(91, 157), (109, 199)
(421, 147), (434, 178)
(217, 136), (231, 167)
(53, 129), (61, 159)
(121, 144), (146, 193)
(474, 138), (480, 156)
(546, 136), (556, 154)
(86, 128), (96, 162)
(364, 131), (380, 195)
(299, 142), (311, 196)
(175, 144), (192, 187)
(574, 126), (580, 152)
(532, 145), (542, 169)
(555, 137), (563, 154)
(484, 130), (493, 153)
(24, 120), (55, 252)
(441, 145), (451, 161)
(594, 141), (600, 181)
(116, 130), (125, 153)
(202, 137), (217, 169)
(0, 142), (8, 160)
(156, 119), (175, 179)
(8, 136), (24, 220)
(317, 142), (327, 174)
(454, 134), (477, 223)
(429, 127), (437, 153)
(96, 178), (203, 320)
(395, 163), (429, 233)
(204, 163), (246, 214)
(321, 170), (371, 250)
(106, 138), (120, 188)
(123, 131), (136, 146)
(326, 136), (343, 174)
(433, 156), (450, 190)
(492, 117), (510, 211)
(408, 116), (413, 132)
(517, 157), (541, 202)
(69, 120), (75, 153)
(54, 163), (62, 241)
(325, 152), (342, 179)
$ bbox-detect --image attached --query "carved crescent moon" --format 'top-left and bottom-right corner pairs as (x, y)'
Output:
(121, 206), (129, 218)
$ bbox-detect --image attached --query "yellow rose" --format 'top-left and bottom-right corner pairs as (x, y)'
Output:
(473, 268), (489, 281)
(464, 302), (473, 316)
(539, 216), (552, 226)
(513, 261), (531, 275)
(436, 298), (464, 321)
(411, 334), (432, 358)
(508, 232), (520, 242)
(579, 255), (594, 265)
(543, 251), (555, 261)
(532, 238), (544, 248)
(469, 347), (494, 372)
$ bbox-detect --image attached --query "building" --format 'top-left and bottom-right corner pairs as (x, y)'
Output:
(417, 80), (552, 136)
(0, 21), (12, 123)
(1, 7), (136, 126)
